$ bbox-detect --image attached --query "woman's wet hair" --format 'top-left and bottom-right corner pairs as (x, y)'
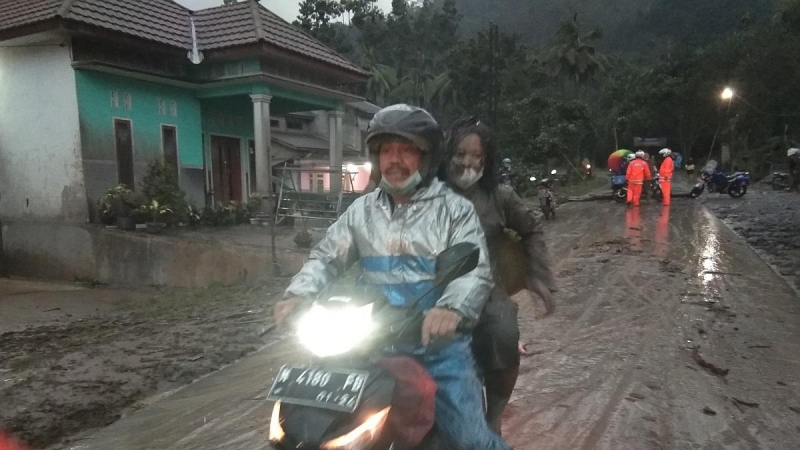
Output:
(439, 116), (499, 192)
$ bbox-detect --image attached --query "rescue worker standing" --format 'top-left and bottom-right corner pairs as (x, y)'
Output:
(658, 148), (675, 206)
(626, 150), (652, 207)
(440, 117), (556, 435)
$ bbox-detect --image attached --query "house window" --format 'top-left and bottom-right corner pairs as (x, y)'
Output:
(110, 90), (119, 108)
(123, 93), (132, 110)
(286, 117), (304, 131)
(158, 98), (166, 115)
(169, 101), (178, 117)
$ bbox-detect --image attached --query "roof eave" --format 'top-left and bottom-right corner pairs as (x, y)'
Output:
(0, 18), (61, 43)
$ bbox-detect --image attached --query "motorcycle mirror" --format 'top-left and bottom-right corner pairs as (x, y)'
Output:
(434, 243), (480, 285)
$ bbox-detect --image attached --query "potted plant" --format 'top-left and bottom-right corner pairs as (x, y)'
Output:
(293, 217), (312, 248)
(99, 185), (143, 231)
(138, 200), (172, 234)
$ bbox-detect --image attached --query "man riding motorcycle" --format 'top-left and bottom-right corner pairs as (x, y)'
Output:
(273, 104), (510, 450)
(440, 117), (556, 434)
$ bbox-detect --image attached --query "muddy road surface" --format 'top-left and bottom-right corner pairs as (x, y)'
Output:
(703, 184), (800, 293)
(507, 197), (800, 449)
(5, 193), (800, 450)
(0, 280), (287, 449)
(66, 194), (800, 450)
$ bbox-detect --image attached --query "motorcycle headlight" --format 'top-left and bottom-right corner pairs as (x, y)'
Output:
(321, 407), (391, 450)
(269, 401), (285, 443)
(297, 302), (375, 357)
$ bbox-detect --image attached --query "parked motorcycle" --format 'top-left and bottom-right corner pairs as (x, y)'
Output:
(611, 174), (627, 203)
(611, 174), (663, 203)
(771, 171), (790, 191)
(696, 160), (750, 198)
(268, 244), (480, 450)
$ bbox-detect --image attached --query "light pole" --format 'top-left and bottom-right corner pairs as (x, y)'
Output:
(722, 87), (735, 169)
(707, 87), (735, 165)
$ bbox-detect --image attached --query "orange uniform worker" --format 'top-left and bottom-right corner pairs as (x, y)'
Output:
(658, 148), (675, 206)
(626, 150), (652, 206)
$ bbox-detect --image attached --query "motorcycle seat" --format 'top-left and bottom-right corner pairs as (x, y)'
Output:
(727, 172), (748, 179)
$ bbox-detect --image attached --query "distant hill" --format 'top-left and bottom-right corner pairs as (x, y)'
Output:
(447, 0), (776, 52)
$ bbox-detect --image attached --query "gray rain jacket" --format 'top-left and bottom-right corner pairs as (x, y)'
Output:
(285, 179), (494, 324)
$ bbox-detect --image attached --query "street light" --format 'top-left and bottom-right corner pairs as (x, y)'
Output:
(721, 87), (734, 100)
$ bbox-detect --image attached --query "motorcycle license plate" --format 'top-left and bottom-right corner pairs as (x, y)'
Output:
(267, 365), (369, 413)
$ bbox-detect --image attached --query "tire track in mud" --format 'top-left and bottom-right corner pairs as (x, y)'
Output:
(505, 200), (702, 450)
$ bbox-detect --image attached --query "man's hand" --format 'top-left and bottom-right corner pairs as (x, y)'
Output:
(274, 297), (302, 327)
(530, 279), (556, 318)
(421, 307), (462, 346)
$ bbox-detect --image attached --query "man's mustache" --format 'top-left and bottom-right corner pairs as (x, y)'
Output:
(384, 164), (410, 175)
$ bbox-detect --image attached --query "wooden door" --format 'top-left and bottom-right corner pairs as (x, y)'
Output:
(162, 125), (179, 180)
(114, 119), (134, 188)
(210, 136), (242, 204)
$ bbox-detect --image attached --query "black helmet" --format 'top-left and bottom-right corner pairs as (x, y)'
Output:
(366, 104), (443, 186)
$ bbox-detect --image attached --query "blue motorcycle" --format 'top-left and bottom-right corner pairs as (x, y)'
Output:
(691, 160), (750, 198)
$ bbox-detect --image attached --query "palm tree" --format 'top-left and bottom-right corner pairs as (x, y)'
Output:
(363, 48), (398, 105)
(544, 14), (606, 94)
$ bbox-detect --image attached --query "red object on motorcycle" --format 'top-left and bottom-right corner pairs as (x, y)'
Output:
(378, 356), (437, 448)
(0, 432), (29, 450)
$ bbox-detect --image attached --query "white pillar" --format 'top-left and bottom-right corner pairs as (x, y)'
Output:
(250, 94), (272, 196)
(329, 110), (344, 194)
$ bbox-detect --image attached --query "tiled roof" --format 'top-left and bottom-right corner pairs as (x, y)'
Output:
(194, 2), (365, 75)
(64, 0), (192, 48)
(0, 0), (63, 30)
(194, 2), (257, 50)
(0, 0), (366, 76)
(257, 7), (363, 74)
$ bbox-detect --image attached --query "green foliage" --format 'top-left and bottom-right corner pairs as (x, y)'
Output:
(542, 14), (606, 93)
(140, 160), (187, 224)
(97, 185), (146, 223)
(136, 200), (174, 224)
(200, 202), (251, 227)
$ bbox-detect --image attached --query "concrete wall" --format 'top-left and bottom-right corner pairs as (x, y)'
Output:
(2, 221), (308, 288)
(0, 42), (88, 222)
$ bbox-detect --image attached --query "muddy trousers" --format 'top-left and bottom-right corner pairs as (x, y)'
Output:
(484, 367), (520, 434)
(627, 183), (643, 206)
(473, 299), (521, 436)
(661, 179), (671, 205)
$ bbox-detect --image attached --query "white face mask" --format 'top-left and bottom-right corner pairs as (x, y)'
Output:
(452, 167), (484, 190)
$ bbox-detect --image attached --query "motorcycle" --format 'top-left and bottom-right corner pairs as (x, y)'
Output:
(611, 174), (627, 203)
(268, 243), (480, 450)
(538, 181), (557, 219)
(695, 160), (750, 198)
(611, 174), (663, 203)
(771, 171), (790, 191)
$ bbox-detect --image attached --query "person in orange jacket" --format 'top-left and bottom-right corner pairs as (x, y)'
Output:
(626, 150), (651, 206)
(658, 148), (675, 206)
